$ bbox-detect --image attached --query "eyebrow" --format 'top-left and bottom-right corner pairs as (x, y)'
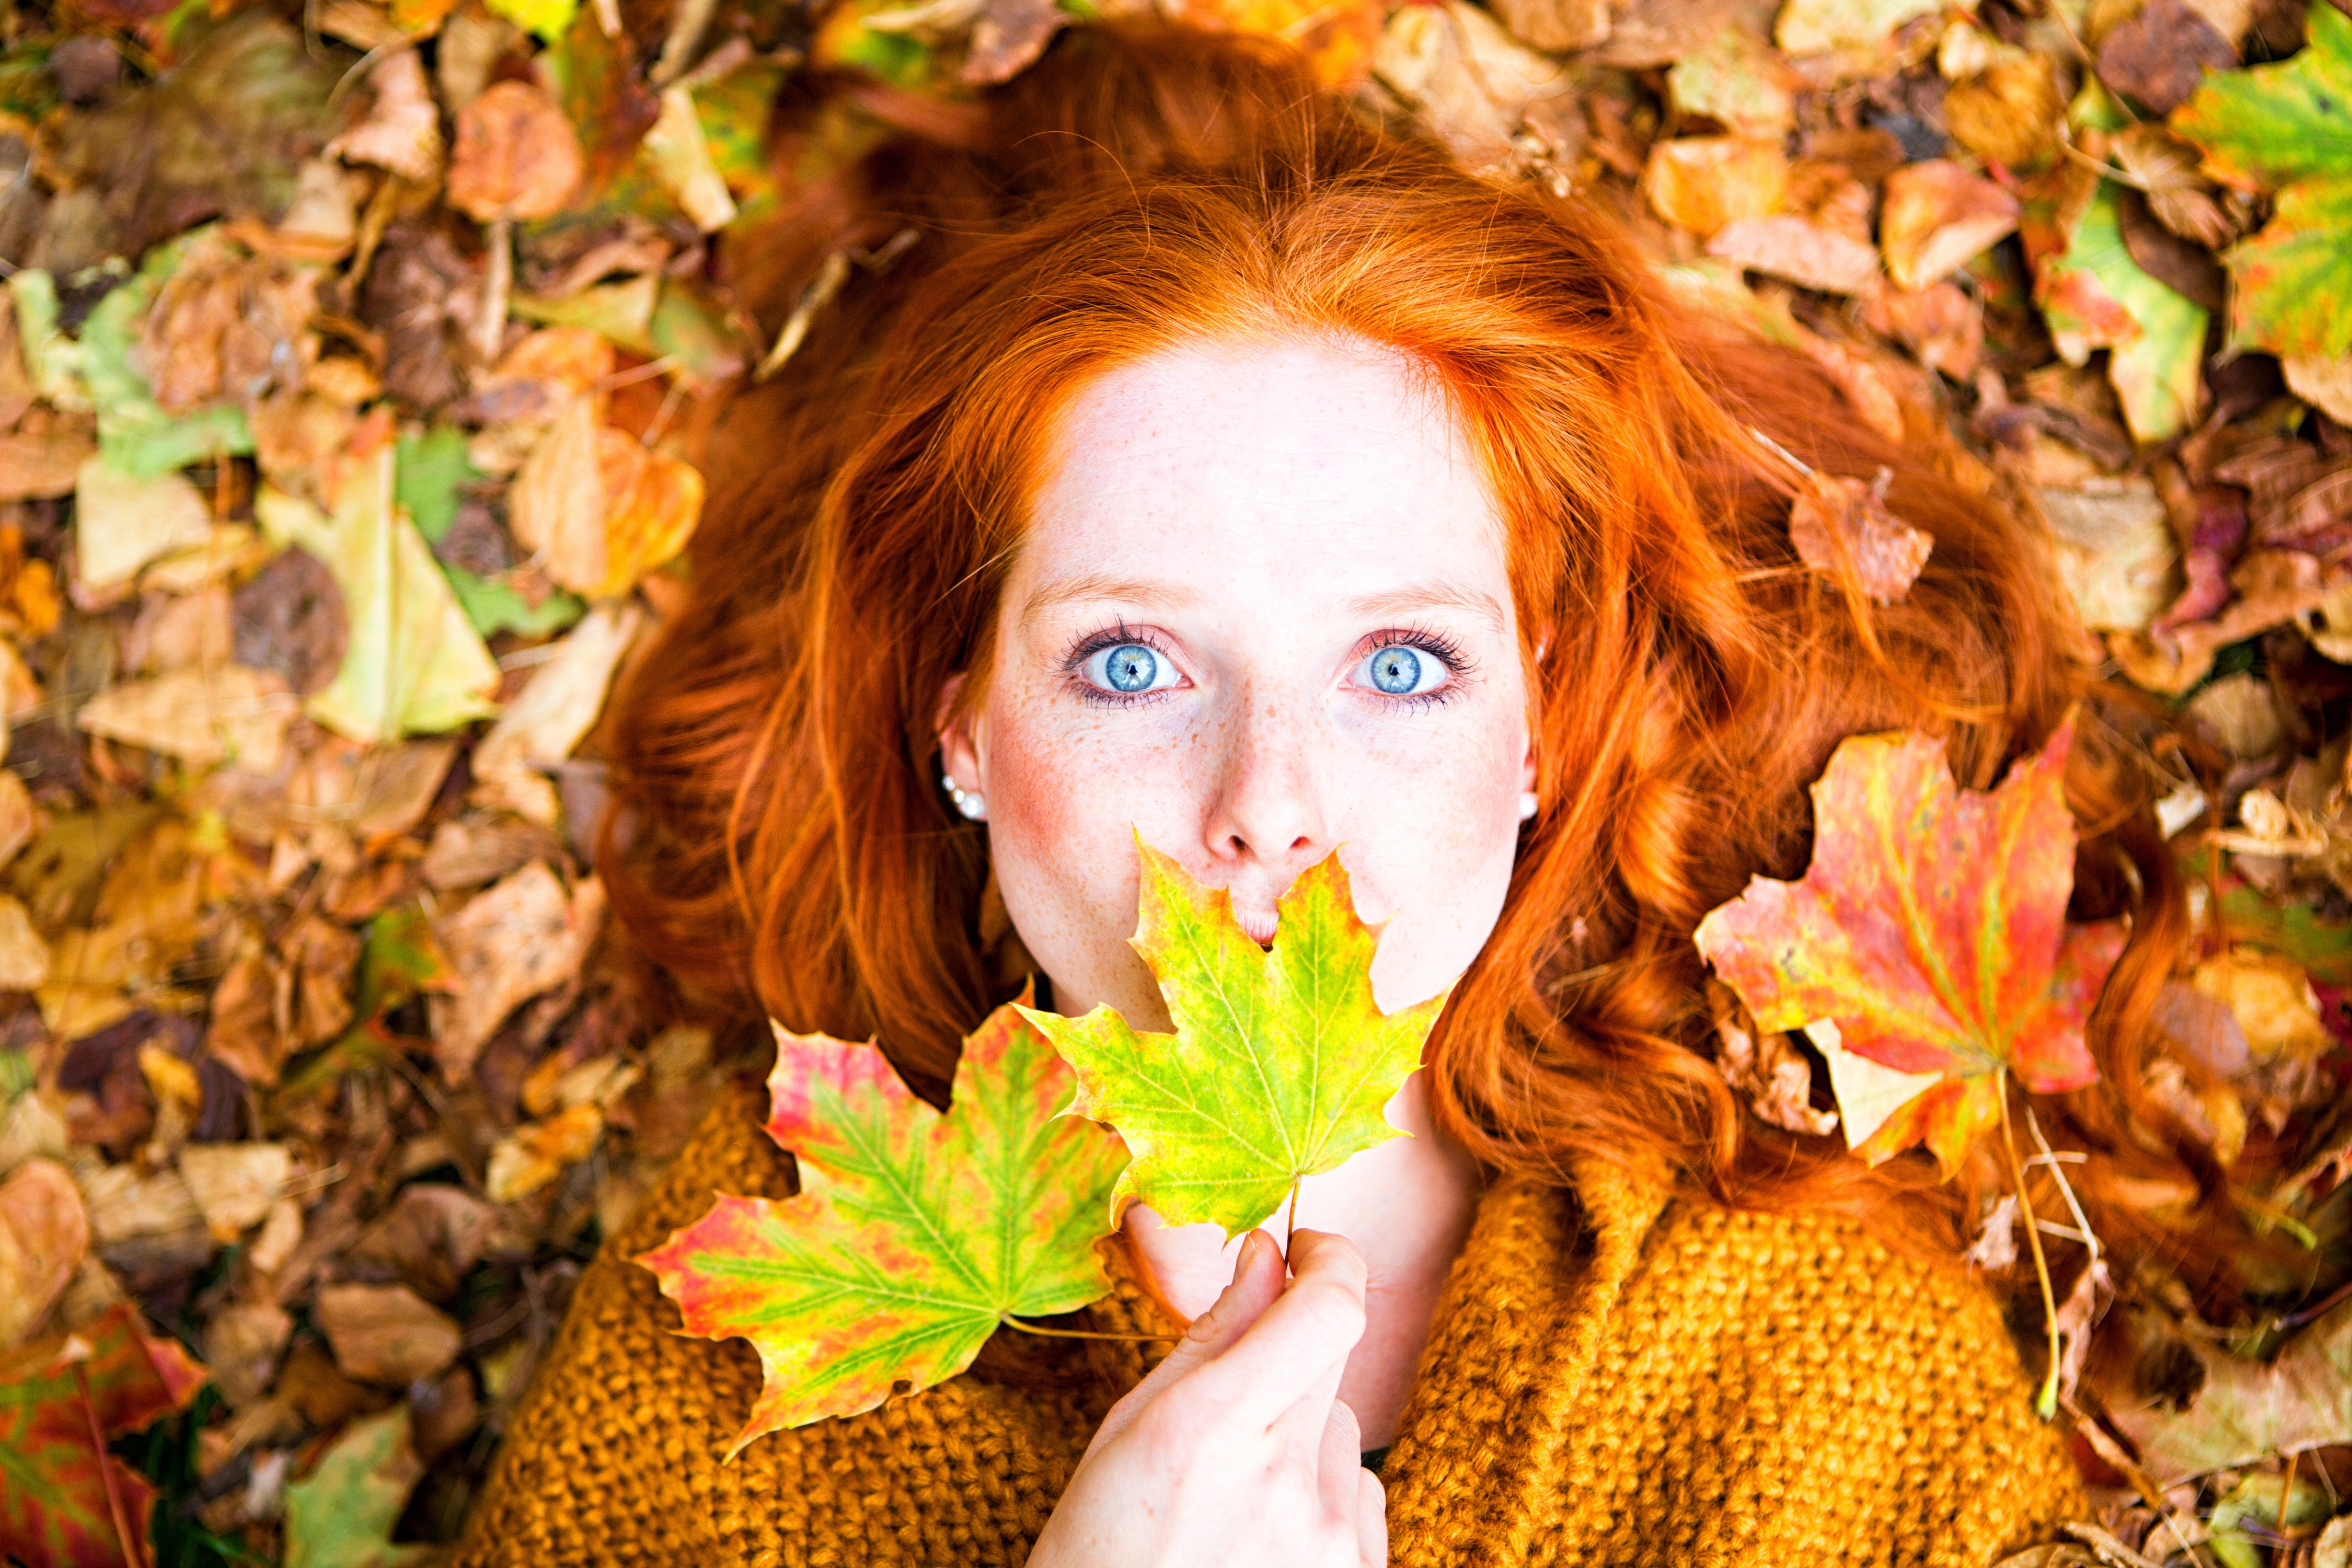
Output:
(1018, 574), (1201, 627)
(1343, 583), (1509, 632)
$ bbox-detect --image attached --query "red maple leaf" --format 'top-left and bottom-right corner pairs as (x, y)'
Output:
(1694, 717), (2126, 1175)
(0, 1302), (209, 1568)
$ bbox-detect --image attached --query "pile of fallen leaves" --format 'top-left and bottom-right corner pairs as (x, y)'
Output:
(0, 0), (2346, 1560)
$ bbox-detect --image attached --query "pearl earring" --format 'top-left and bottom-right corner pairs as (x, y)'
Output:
(1518, 791), (1540, 822)
(942, 774), (987, 822)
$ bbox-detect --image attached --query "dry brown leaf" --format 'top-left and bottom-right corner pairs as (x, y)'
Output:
(0, 770), (39, 870)
(2039, 479), (2179, 634)
(326, 48), (443, 183)
(139, 237), (322, 416)
(1666, 26), (1793, 140)
(2095, 0), (2236, 115)
(2285, 355), (2352, 426)
(1878, 160), (2020, 292)
(315, 1281), (463, 1383)
(2191, 949), (2334, 1059)
(1641, 136), (1789, 238)
(350, 1184), (498, 1301)
(2185, 671), (2284, 760)
(1859, 282), (1982, 379)
(484, 1103), (603, 1203)
(77, 1161), (205, 1251)
(429, 863), (605, 1082)
(0, 1158), (88, 1348)
(2111, 123), (2241, 249)
(76, 664), (297, 772)
(1708, 215), (1882, 294)
(1486, 0), (1607, 50)
(0, 894), (53, 993)
(507, 396), (605, 580)
(202, 937), (280, 1085)
(1789, 466), (1933, 604)
(590, 433), (703, 598)
(2109, 549), (2339, 694)
(73, 456), (215, 597)
(0, 408), (97, 502)
(1708, 982), (1838, 1136)
(177, 1143), (292, 1241)
(281, 915), (362, 1048)
(446, 80), (582, 223)
(421, 816), (566, 890)
(1372, 1), (1566, 169)
(1592, 0), (1754, 66)
(473, 601), (643, 788)
(203, 1298), (292, 1406)
(1944, 53), (2062, 170)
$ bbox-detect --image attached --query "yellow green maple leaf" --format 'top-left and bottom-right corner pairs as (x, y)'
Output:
(1026, 839), (1448, 1239)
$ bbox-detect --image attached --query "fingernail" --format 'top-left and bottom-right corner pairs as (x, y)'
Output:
(1237, 1230), (1266, 1273)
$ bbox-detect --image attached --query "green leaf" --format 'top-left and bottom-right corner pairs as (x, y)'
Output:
(386, 426), (584, 637)
(636, 1001), (1129, 1450)
(255, 442), (501, 743)
(2172, 2), (2352, 360)
(2216, 178), (2352, 360)
(281, 1408), (431, 1568)
(0, 1302), (208, 1568)
(1025, 840), (1447, 1238)
(688, 62), (790, 229)
(78, 237), (253, 478)
(2021, 174), (2209, 443)
(2172, 1), (2352, 192)
(391, 426), (476, 545)
(483, 0), (577, 43)
(648, 281), (751, 384)
(447, 569), (586, 639)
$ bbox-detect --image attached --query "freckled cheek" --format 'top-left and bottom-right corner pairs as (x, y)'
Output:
(1341, 710), (1525, 974)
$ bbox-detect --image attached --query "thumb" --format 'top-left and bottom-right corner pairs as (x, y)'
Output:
(1157, 1229), (1286, 1377)
(1089, 1229), (1285, 1450)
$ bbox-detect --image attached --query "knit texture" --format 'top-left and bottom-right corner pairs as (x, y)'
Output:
(456, 1082), (2084, 1566)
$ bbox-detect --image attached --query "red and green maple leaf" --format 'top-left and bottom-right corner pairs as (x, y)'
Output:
(1693, 718), (2125, 1176)
(2170, 1), (2352, 361)
(0, 1303), (209, 1568)
(636, 1000), (1129, 1454)
(1025, 840), (1447, 1239)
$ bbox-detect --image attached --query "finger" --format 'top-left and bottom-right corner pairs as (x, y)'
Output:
(1161, 1227), (1286, 1373)
(1316, 1395), (1364, 1526)
(1356, 1469), (1388, 1568)
(1187, 1230), (1367, 1428)
(1088, 1228), (1285, 1449)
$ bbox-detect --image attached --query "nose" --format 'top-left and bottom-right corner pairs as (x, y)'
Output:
(1197, 688), (1332, 933)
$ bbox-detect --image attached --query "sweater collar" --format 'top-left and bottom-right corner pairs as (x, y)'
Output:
(1380, 1161), (1672, 1565)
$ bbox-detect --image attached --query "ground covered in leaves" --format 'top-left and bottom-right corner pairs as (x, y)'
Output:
(0, 0), (2347, 1561)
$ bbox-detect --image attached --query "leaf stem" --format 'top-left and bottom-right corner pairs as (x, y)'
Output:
(1998, 1077), (2063, 1420)
(999, 1316), (1175, 1343)
(74, 1361), (147, 1568)
(1284, 1173), (1302, 1259)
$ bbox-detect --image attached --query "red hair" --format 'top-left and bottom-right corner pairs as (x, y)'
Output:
(607, 22), (2241, 1312)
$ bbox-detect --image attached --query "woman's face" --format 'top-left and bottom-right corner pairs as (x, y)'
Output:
(940, 335), (1534, 1028)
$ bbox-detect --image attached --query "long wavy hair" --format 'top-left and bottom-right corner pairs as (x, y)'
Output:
(605, 20), (2240, 1313)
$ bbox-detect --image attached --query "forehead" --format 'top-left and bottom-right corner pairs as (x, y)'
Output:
(1018, 335), (1509, 605)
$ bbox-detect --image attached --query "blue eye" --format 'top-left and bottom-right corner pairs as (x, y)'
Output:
(1083, 642), (1178, 696)
(1356, 643), (1447, 697)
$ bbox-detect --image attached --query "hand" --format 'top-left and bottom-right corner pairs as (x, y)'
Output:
(1028, 1228), (1386, 1568)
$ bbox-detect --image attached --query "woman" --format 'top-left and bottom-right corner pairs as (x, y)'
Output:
(456, 19), (2201, 1565)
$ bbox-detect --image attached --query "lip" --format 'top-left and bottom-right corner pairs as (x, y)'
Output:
(1233, 907), (1278, 944)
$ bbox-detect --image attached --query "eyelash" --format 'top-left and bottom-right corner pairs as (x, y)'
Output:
(1058, 623), (1473, 708)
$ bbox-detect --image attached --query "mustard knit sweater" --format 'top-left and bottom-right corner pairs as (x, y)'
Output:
(456, 1080), (2084, 1566)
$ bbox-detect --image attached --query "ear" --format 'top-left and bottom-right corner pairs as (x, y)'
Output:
(936, 672), (984, 796)
(1521, 622), (1551, 794)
